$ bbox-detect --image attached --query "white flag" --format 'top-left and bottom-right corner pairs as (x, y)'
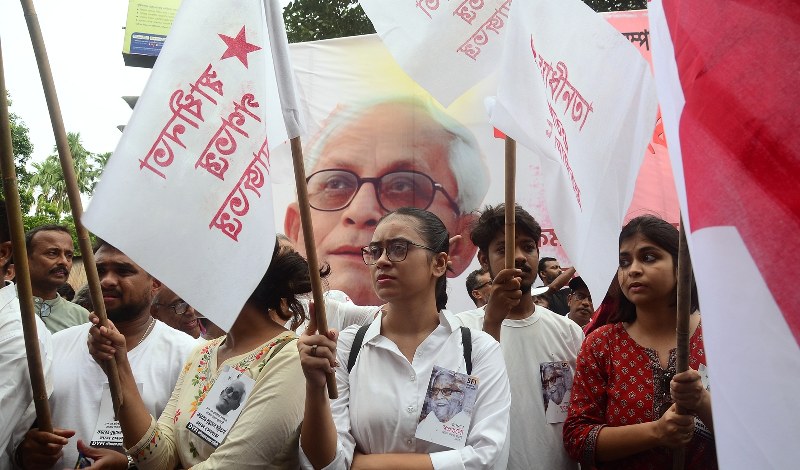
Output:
(359, 0), (513, 105)
(84, 0), (301, 332)
(490, 0), (658, 302)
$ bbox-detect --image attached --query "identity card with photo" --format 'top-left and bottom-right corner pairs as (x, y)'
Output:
(415, 365), (478, 449)
(187, 365), (255, 447)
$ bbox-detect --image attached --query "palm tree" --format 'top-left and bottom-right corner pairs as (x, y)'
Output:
(29, 132), (104, 218)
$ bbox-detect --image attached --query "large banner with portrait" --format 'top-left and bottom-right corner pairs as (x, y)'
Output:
(267, 10), (677, 313)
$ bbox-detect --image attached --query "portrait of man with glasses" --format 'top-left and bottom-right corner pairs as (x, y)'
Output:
(284, 97), (489, 306)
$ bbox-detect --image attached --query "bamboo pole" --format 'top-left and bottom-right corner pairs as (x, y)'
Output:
(504, 137), (516, 269)
(673, 219), (692, 470)
(0, 37), (53, 433)
(290, 137), (337, 399)
(20, 0), (123, 413)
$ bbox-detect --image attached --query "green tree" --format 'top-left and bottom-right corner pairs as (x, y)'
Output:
(283, 0), (375, 43)
(281, 0), (647, 45)
(29, 132), (105, 219)
(4, 92), (35, 213)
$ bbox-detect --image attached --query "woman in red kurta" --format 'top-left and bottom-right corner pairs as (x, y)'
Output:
(563, 216), (717, 469)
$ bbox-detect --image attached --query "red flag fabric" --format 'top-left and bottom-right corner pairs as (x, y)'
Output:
(650, 0), (800, 467)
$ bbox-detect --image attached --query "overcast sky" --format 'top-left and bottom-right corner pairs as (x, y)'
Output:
(2, 0), (292, 166)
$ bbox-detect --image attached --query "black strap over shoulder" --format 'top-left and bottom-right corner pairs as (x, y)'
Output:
(347, 323), (371, 373)
(461, 326), (472, 375)
(347, 323), (474, 375)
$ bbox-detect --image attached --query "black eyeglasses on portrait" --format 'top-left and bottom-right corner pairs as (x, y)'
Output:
(361, 239), (436, 265)
(306, 169), (460, 214)
(153, 301), (191, 315)
(430, 387), (464, 398)
(474, 280), (492, 290)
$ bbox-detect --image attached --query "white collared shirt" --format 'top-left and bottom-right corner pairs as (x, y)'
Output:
(300, 310), (510, 470)
(0, 283), (53, 467)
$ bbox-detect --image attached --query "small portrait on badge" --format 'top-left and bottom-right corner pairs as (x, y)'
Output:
(187, 366), (255, 447)
(415, 365), (478, 449)
(216, 380), (246, 416)
(540, 361), (574, 424)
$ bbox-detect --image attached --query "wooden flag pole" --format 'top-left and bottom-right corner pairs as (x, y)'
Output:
(504, 137), (516, 269)
(0, 38), (53, 433)
(20, 0), (123, 413)
(673, 218), (692, 470)
(290, 136), (337, 399)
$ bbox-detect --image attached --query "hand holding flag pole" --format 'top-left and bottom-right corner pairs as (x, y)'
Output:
(673, 219), (692, 470)
(291, 137), (337, 399)
(0, 39), (53, 433)
(20, 0), (123, 415)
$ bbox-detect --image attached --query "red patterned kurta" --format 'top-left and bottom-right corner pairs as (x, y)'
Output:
(563, 322), (717, 469)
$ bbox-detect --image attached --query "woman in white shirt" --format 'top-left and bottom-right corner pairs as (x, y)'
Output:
(298, 207), (511, 470)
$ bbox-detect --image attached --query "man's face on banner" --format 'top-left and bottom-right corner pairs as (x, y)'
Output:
(285, 102), (478, 306)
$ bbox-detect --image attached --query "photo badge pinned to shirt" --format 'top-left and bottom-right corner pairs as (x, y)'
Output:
(90, 382), (144, 449)
(698, 363), (710, 391)
(187, 365), (255, 447)
(415, 365), (478, 449)
(540, 361), (574, 424)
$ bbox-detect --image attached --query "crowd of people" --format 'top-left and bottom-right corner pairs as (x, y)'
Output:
(0, 185), (718, 469)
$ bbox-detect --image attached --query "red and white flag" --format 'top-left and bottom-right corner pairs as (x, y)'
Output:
(359, 0), (513, 104)
(649, 0), (800, 467)
(490, 0), (658, 303)
(84, 0), (301, 332)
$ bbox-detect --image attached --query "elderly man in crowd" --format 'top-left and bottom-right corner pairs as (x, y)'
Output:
(284, 97), (489, 306)
(151, 285), (203, 338)
(466, 268), (492, 308)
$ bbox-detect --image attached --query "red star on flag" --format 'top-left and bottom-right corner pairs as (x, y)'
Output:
(219, 26), (262, 68)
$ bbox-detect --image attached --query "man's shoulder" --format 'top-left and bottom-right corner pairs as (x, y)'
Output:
(53, 322), (92, 343)
(537, 306), (584, 335)
(152, 320), (201, 353)
(54, 296), (89, 314)
(452, 307), (485, 330)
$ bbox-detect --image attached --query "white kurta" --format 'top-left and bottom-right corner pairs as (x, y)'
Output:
(48, 321), (197, 468)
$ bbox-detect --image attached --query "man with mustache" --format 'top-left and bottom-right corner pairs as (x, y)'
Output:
(15, 241), (197, 469)
(25, 225), (88, 333)
(454, 204), (584, 470)
(566, 277), (594, 328)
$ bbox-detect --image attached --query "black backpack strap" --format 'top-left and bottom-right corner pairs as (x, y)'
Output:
(347, 323), (372, 373)
(461, 326), (473, 375)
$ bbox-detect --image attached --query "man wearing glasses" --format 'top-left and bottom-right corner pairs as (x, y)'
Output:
(151, 286), (203, 338)
(284, 97), (489, 306)
(465, 268), (492, 308)
(565, 277), (594, 328)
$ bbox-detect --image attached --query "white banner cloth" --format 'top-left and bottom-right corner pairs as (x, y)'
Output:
(359, 0), (513, 105)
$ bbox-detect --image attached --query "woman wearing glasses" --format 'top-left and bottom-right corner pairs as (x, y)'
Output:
(563, 216), (717, 468)
(88, 240), (323, 469)
(298, 207), (510, 469)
